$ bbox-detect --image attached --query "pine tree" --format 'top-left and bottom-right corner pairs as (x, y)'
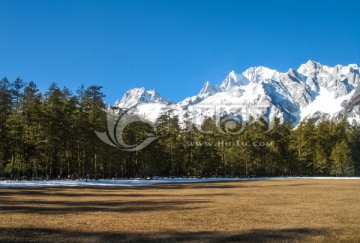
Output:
(21, 81), (43, 179)
(267, 120), (294, 176)
(195, 117), (221, 177)
(41, 83), (67, 178)
(81, 85), (106, 179)
(155, 114), (184, 177)
(330, 140), (354, 176)
(6, 78), (26, 179)
(0, 78), (13, 177)
(348, 125), (360, 176)
(313, 121), (333, 175)
(290, 120), (316, 175)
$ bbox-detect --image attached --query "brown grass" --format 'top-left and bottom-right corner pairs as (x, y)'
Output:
(0, 179), (360, 242)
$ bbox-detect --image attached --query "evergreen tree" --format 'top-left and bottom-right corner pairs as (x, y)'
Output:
(290, 120), (316, 175)
(330, 140), (354, 176)
(267, 120), (294, 176)
(313, 121), (333, 175)
(81, 85), (106, 179)
(155, 114), (184, 177)
(348, 125), (360, 176)
(21, 81), (43, 178)
(0, 78), (13, 177)
(41, 83), (66, 178)
(6, 78), (25, 179)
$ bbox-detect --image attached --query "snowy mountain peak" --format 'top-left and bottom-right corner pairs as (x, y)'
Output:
(220, 70), (249, 91)
(198, 81), (221, 98)
(229, 70), (237, 80)
(287, 68), (298, 76)
(306, 59), (321, 67)
(242, 66), (280, 82)
(349, 64), (359, 70)
(114, 87), (167, 109)
(297, 60), (323, 75)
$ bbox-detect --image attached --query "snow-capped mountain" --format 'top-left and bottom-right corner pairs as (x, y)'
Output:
(113, 61), (360, 126)
(114, 87), (168, 109)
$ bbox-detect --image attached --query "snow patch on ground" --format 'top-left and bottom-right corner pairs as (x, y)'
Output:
(0, 177), (359, 188)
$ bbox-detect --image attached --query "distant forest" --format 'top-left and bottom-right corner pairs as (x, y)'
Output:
(1, 77), (360, 180)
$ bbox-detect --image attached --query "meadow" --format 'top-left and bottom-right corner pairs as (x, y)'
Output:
(1, 179), (359, 242)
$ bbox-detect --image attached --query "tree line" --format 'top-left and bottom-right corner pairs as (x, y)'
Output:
(0, 77), (359, 180)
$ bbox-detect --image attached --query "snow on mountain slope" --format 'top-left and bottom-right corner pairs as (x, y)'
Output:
(300, 89), (353, 121)
(134, 103), (169, 122)
(114, 61), (360, 126)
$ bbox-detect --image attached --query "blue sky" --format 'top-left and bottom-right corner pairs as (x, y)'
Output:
(1, 0), (359, 104)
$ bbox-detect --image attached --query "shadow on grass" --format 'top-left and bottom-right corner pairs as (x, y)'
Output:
(0, 181), (242, 197)
(0, 198), (210, 214)
(0, 184), (240, 214)
(0, 227), (328, 242)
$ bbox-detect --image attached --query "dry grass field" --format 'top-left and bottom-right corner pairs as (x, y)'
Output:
(0, 179), (360, 242)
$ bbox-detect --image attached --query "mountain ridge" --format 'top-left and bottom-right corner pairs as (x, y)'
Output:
(113, 61), (360, 126)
